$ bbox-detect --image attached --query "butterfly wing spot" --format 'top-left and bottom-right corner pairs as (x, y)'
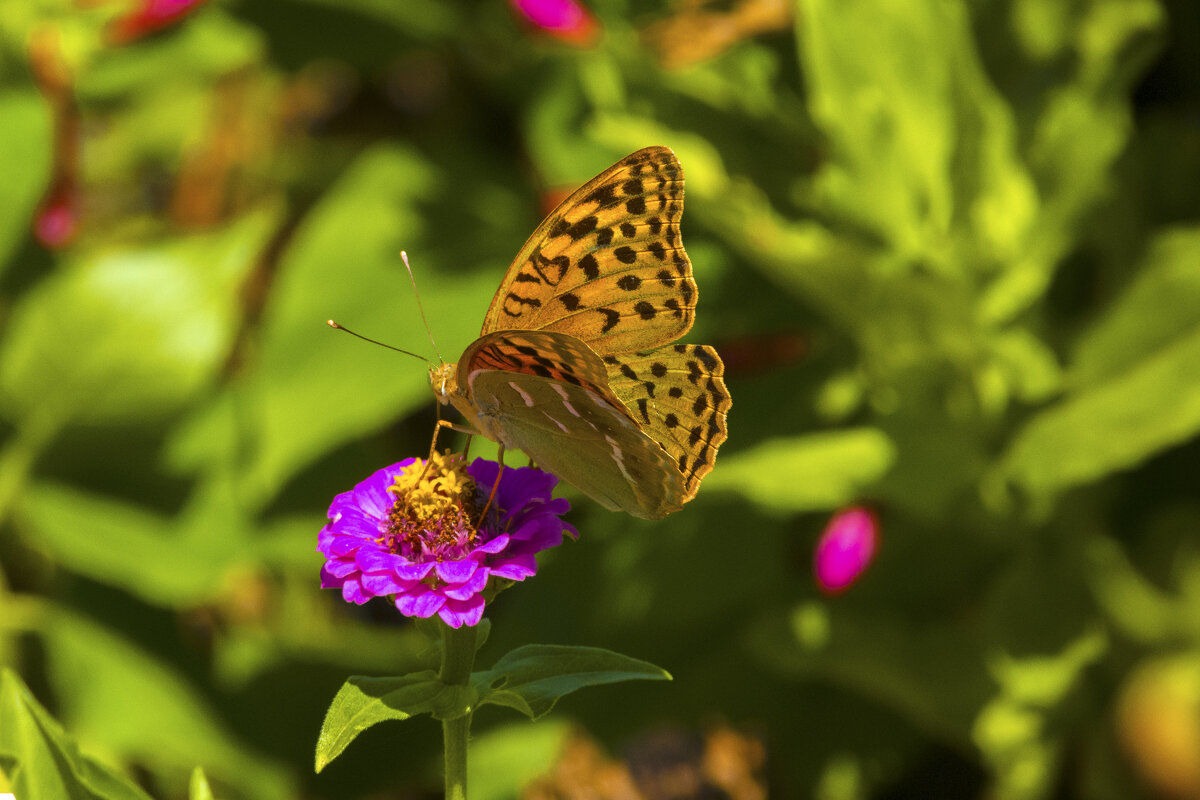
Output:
(604, 343), (730, 500)
(507, 380), (536, 407)
(541, 410), (571, 433)
(599, 308), (621, 332)
(580, 254), (601, 280)
(617, 275), (642, 291)
(550, 382), (582, 418)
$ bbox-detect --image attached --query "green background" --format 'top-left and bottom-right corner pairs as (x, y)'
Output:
(1, 0), (1199, 797)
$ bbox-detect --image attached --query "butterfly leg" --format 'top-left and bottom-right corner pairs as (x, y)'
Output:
(476, 445), (505, 525)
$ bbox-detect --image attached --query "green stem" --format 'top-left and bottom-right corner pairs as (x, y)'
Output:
(439, 622), (478, 800)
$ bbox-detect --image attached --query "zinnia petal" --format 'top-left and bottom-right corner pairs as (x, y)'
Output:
(318, 455), (573, 626)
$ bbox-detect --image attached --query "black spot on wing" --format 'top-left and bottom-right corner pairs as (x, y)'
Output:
(598, 308), (621, 332)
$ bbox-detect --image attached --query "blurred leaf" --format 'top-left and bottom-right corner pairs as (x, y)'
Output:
(41, 609), (293, 799)
(0, 206), (278, 427)
(19, 480), (240, 607)
(796, 0), (1036, 275)
(749, 603), (991, 740)
(0, 88), (52, 274)
(1086, 536), (1179, 643)
(0, 668), (153, 800)
(297, 0), (461, 38)
(1000, 324), (1200, 495)
(1072, 226), (1200, 388)
(467, 720), (572, 800)
(314, 673), (471, 772)
(167, 144), (498, 505)
(79, 9), (265, 100)
(189, 768), (214, 800)
(473, 645), (671, 721)
(984, 0), (1163, 324)
(706, 428), (896, 513)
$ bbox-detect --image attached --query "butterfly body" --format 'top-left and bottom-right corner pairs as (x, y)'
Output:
(431, 147), (729, 519)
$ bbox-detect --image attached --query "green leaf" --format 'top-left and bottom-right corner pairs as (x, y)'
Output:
(19, 481), (237, 606)
(166, 144), (498, 505)
(78, 9), (264, 100)
(0, 88), (52, 276)
(314, 673), (476, 772)
(0, 207), (277, 427)
(40, 609), (293, 800)
(188, 768), (215, 800)
(1000, 324), (1200, 495)
(472, 645), (671, 721)
(796, 0), (1036, 277)
(1071, 226), (1200, 388)
(705, 428), (896, 513)
(467, 720), (573, 800)
(0, 668), (154, 800)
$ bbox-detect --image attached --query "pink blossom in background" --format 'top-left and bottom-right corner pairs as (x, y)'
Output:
(510, 0), (599, 46)
(34, 183), (78, 249)
(814, 506), (879, 595)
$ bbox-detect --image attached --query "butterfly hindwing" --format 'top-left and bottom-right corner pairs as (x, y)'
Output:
(603, 344), (730, 500)
(481, 146), (697, 356)
(464, 369), (686, 519)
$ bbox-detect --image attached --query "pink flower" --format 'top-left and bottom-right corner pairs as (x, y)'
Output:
(814, 506), (878, 595)
(318, 453), (575, 628)
(510, 0), (599, 46)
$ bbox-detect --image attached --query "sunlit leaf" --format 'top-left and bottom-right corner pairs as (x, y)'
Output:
(315, 674), (474, 772)
(0, 89), (52, 274)
(0, 668), (153, 800)
(1001, 326), (1200, 495)
(40, 609), (294, 800)
(472, 645), (670, 721)
(705, 428), (896, 513)
(0, 206), (277, 427)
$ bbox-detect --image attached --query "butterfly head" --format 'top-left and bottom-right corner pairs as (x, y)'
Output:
(429, 361), (458, 404)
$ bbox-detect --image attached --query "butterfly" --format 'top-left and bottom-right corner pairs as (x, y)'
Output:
(429, 146), (729, 519)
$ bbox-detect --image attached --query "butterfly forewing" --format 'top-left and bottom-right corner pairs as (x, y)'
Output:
(603, 344), (730, 500)
(435, 147), (729, 519)
(481, 146), (697, 356)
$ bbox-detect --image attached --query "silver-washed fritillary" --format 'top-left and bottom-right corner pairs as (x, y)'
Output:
(429, 146), (730, 519)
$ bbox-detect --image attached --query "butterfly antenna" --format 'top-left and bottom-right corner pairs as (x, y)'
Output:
(400, 250), (444, 363)
(326, 320), (434, 366)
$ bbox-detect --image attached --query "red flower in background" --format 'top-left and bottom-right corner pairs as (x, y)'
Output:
(107, 0), (208, 44)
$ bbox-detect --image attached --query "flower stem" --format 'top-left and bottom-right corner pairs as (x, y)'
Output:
(439, 622), (478, 800)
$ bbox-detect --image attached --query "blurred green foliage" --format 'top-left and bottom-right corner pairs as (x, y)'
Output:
(1, 0), (1199, 798)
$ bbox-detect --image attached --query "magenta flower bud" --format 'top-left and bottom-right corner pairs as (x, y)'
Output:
(814, 506), (878, 595)
(510, 0), (599, 46)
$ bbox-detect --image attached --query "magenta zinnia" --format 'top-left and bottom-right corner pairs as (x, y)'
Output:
(318, 453), (575, 628)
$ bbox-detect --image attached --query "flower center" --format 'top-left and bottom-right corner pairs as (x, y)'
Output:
(383, 452), (481, 562)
